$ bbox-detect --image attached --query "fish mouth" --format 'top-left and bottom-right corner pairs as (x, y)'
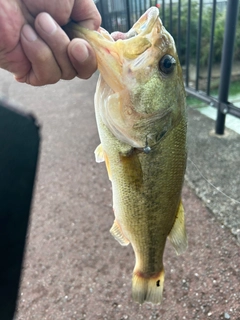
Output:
(67, 7), (162, 92)
(124, 6), (161, 38)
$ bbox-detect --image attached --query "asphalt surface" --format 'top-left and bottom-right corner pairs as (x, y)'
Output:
(0, 69), (239, 319)
(186, 108), (240, 241)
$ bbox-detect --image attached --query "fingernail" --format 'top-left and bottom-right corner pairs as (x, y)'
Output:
(78, 20), (96, 30)
(72, 42), (89, 63)
(22, 25), (37, 42)
(38, 13), (57, 35)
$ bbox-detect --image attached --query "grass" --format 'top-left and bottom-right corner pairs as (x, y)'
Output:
(186, 80), (240, 108)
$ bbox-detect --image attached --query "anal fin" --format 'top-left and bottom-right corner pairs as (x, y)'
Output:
(168, 200), (188, 255)
(110, 220), (130, 246)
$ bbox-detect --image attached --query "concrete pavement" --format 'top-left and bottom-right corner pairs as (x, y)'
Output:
(0, 69), (239, 319)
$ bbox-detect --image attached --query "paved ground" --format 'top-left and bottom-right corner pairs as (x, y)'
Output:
(194, 103), (240, 135)
(186, 108), (240, 241)
(0, 69), (239, 319)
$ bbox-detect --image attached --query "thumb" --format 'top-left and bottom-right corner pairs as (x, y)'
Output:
(68, 38), (97, 79)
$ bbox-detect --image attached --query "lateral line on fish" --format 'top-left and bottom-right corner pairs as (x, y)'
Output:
(188, 158), (240, 205)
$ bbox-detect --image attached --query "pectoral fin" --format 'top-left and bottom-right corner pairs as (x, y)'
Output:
(94, 144), (105, 163)
(104, 152), (112, 181)
(110, 220), (130, 246)
(168, 201), (188, 255)
(94, 144), (112, 180)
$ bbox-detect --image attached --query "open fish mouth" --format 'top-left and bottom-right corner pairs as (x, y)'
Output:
(130, 6), (161, 35)
(65, 7), (165, 92)
(65, 7), (179, 150)
(111, 7), (161, 40)
(77, 6), (161, 46)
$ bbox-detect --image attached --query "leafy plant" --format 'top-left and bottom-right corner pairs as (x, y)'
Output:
(159, 1), (239, 67)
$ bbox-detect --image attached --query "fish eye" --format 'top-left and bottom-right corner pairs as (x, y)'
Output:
(159, 55), (176, 74)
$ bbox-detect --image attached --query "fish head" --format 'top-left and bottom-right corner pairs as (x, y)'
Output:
(70, 7), (186, 149)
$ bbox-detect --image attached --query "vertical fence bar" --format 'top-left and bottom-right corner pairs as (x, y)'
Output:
(195, 0), (203, 91)
(139, 0), (142, 15)
(162, 0), (165, 25)
(126, 0), (131, 30)
(169, 0), (172, 34)
(185, 0), (191, 87)
(140, 0), (144, 15)
(132, 0), (136, 24)
(177, 0), (181, 58)
(144, 0), (147, 14)
(96, 0), (105, 29)
(136, 0), (140, 18)
(216, 0), (239, 134)
(206, 0), (216, 95)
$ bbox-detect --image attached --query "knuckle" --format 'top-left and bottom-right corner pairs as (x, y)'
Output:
(77, 72), (92, 80)
(61, 69), (76, 81)
(35, 69), (61, 86)
(34, 50), (50, 65)
(75, 61), (97, 80)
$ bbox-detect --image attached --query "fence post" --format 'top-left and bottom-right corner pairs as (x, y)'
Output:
(185, 0), (191, 87)
(96, 0), (106, 30)
(216, 0), (239, 135)
(126, 0), (131, 31)
(206, 0), (216, 96)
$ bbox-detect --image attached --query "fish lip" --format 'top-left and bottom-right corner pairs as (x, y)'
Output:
(67, 7), (163, 94)
(66, 6), (162, 62)
(112, 7), (161, 41)
(128, 6), (161, 37)
(75, 6), (161, 50)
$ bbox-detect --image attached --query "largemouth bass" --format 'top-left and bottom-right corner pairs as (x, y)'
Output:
(68, 6), (187, 304)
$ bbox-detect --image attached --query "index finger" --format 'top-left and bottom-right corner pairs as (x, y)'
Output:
(71, 0), (101, 30)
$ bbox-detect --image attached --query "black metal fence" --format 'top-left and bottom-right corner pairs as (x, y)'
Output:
(95, 0), (240, 134)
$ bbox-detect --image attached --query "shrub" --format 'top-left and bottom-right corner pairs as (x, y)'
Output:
(159, 1), (239, 67)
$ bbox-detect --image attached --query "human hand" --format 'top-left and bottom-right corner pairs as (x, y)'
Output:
(0, 0), (101, 86)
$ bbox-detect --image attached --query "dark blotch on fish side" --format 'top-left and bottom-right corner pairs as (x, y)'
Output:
(156, 280), (160, 287)
(157, 130), (167, 142)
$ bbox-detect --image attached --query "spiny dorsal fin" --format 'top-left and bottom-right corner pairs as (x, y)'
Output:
(168, 200), (188, 255)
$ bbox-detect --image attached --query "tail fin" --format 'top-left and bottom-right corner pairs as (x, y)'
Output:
(132, 269), (165, 304)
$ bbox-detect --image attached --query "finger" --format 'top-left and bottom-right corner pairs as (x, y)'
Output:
(19, 24), (62, 86)
(21, 0), (73, 25)
(71, 0), (101, 30)
(68, 38), (97, 79)
(35, 13), (77, 80)
(0, 41), (31, 78)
